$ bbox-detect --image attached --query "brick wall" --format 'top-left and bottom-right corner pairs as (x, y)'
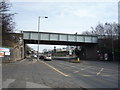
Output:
(2, 45), (24, 62)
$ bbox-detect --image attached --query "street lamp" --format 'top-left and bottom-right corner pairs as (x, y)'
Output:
(105, 23), (114, 61)
(37, 16), (48, 61)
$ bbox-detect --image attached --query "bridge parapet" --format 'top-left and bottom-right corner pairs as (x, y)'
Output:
(23, 31), (98, 43)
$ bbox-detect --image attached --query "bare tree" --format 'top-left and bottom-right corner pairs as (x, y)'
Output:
(0, 0), (15, 33)
(82, 22), (119, 61)
(0, 0), (16, 47)
(82, 22), (119, 38)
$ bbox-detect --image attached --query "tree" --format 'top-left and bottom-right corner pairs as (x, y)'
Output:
(0, 0), (16, 47)
(82, 22), (119, 38)
(0, 0), (15, 33)
(82, 22), (119, 61)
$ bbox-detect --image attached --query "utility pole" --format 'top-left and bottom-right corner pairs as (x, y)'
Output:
(37, 16), (48, 61)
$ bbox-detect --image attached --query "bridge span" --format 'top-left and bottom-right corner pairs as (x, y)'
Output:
(23, 31), (98, 46)
(23, 31), (98, 60)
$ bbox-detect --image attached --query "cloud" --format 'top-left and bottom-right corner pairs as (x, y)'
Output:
(69, 9), (97, 18)
(64, 2), (118, 20)
(11, 2), (118, 34)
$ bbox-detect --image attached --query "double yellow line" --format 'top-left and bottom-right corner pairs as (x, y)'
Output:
(41, 61), (70, 77)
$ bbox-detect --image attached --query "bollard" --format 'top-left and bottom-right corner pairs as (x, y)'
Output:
(77, 58), (80, 62)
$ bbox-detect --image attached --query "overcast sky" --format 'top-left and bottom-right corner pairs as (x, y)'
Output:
(10, 0), (118, 52)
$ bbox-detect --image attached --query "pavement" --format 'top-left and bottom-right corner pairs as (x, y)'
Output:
(2, 57), (119, 89)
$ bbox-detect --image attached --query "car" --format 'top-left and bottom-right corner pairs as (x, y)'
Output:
(39, 54), (45, 59)
(33, 54), (37, 58)
(44, 55), (52, 61)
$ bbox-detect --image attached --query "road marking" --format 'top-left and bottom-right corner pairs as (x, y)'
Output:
(59, 62), (95, 71)
(74, 71), (79, 73)
(57, 65), (62, 67)
(104, 68), (118, 73)
(59, 62), (95, 73)
(82, 74), (93, 77)
(91, 72), (97, 74)
(41, 61), (70, 77)
(71, 66), (75, 67)
(101, 75), (112, 76)
(97, 68), (104, 75)
(59, 62), (80, 69)
(80, 66), (93, 71)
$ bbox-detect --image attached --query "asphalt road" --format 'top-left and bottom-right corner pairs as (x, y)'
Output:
(2, 57), (119, 89)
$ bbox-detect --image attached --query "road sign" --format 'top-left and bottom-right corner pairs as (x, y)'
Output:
(5, 51), (10, 55)
(0, 52), (5, 57)
(0, 47), (10, 56)
(0, 47), (10, 52)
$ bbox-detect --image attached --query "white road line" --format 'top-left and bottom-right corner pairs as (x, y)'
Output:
(59, 62), (93, 71)
(71, 66), (75, 67)
(97, 68), (104, 75)
(74, 71), (79, 73)
(82, 74), (93, 77)
(59, 62), (80, 69)
(101, 75), (112, 76)
(80, 66), (93, 70)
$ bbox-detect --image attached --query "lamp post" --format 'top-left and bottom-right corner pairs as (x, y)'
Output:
(37, 16), (48, 61)
(105, 23), (114, 61)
